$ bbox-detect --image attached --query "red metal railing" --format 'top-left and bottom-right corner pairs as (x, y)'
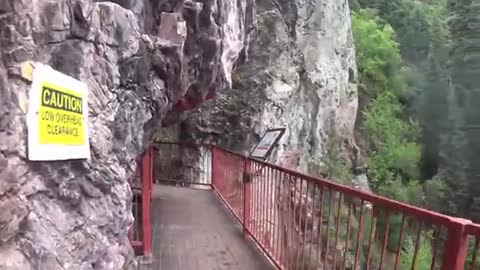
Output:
(145, 143), (480, 269)
(208, 145), (480, 270)
(212, 146), (246, 222)
(128, 147), (153, 257)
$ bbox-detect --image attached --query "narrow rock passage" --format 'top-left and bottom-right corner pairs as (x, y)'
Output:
(151, 184), (276, 270)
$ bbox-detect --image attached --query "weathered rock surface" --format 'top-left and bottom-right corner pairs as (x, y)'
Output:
(0, 0), (254, 269)
(172, 0), (359, 172)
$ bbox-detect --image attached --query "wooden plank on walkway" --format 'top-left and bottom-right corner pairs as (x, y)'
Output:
(150, 184), (276, 270)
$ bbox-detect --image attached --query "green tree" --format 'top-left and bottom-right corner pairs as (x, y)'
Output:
(352, 10), (406, 98)
(354, 0), (451, 187)
(362, 92), (420, 190)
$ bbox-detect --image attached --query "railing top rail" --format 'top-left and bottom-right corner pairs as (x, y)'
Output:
(466, 223), (480, 236)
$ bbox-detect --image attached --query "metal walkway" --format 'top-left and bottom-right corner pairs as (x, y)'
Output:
(129, 144), (480, 270)
(150, 184), (275, 270)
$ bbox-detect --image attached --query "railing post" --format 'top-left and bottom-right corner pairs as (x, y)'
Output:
(441, 217), (471, 270)
(141, 146), (153, 257)
(243, 158), (252, 235)
(211, 146), (217, 188)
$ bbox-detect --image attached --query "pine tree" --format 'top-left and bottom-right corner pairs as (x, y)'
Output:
(442, 0), (480, 221)
(440, 84), (469, 217)
(419, 47), (449, 179)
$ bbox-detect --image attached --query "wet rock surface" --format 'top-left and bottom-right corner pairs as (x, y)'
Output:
(0, 0), (254, 269)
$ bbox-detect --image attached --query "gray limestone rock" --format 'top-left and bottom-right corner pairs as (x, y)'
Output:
(171, 0), (359, 173)
(0, 0), (254, 269)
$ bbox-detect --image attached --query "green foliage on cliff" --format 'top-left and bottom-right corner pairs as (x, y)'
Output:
(350, 0), (461, 210)
(350, 1), (452, 267)
(352, 0), (480, 224)
(352, 9), (421, 193)
(352, 10), (405, 97)
(362, 92), (420, 189)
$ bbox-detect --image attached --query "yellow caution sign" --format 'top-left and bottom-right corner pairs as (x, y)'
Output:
(27, 63), (90, 161)
(38, 81), (85, 145)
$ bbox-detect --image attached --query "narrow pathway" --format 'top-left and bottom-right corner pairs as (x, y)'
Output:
(151, 184), (276, 270)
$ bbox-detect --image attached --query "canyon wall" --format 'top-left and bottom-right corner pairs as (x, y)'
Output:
(0, 0), (254, 269)
(171, 0), (360, 173)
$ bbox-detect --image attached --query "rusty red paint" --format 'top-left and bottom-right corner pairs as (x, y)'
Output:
(441, 218), (471, 270)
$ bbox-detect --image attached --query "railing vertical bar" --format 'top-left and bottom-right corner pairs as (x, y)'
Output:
(251, 161), (256, 233)
(283, 172), (289, 268)
(411, 222), (423, 270)
(366, 208), (377, 268)
(261, 164), (267, 245)
(141, 147), (152, 256)
(264, 168), (272, 252)
(308, 184), (317, 270)
(333, 192), (344, 270)
(274, 169), (281, 263)
(293, 177), (303, 269)
(379, 210), (391, 269)
(243, 158), (251, 235)
(272, 168), (277, 262)
(316, 188), (324, 268)
(270, 167), (275, 254)
(278, 171), (285, 267)
(288, 175), (294, 270)
(251, 161), (256, 235)
(353, 200), (364, 270)
(255, 161), (261, 237)
(430, 226), (440, 270)
(299, 178), (306, 268)
(411, 221), (423, 270)
(299, 180), (307, 268)
(341, 203), (353, 270)
(394, 214), (407, 270)
(292, 177), (302, 269)
(301, 180), (310, 269)
(252, 161), (257, 236)
(266, 166), (273, 252)
(242, 157), (246, 221)
(323, 190), (333, 270)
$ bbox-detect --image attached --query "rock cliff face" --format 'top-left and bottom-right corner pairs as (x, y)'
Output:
(171, 0), (359, 172)
(0, 0), (254, 269)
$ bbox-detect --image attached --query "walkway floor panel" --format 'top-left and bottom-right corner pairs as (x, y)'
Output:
(151, 184), (275, 270)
